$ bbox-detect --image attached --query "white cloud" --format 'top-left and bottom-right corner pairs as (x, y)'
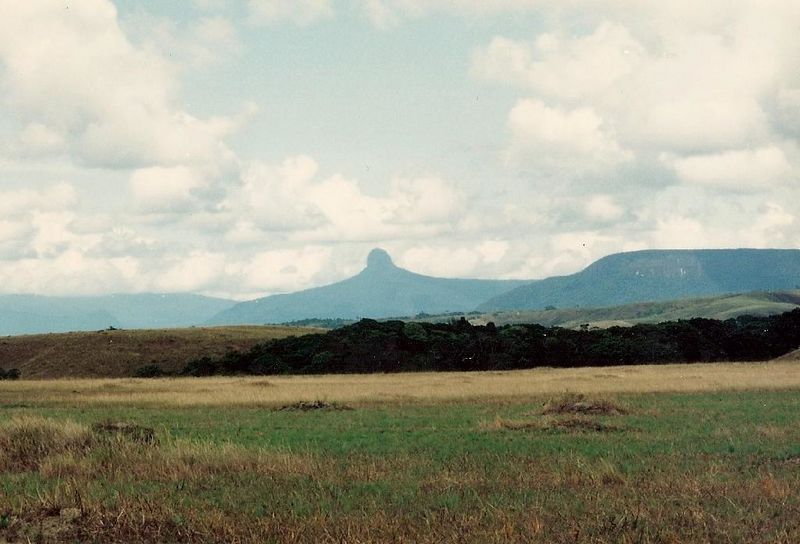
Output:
(477, 240), (509, 264)
(473, 23), (644, 101)
(0, 182), (77, 217)
(130, 166), (206, 213)
(506, 98), (633, 171)
(248, 0), (333, 26)
(585, 195), (624, 222)
(399, 246), (481, 278)
(473, 5), (800, 166)
(0, 0), (238, 169)
(668, 146), (793, 190)
(225, 155), (464, 243)
(0, 219), (32, 244)
(232, 246), (334, 294)
(155, 251), (227, 292)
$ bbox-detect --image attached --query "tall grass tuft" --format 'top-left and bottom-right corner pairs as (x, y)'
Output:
(0, 416), (94, 471)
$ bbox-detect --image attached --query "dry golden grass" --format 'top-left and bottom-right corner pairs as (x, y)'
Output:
(1, 360), (798, 407)
(0, 325), (322, 379)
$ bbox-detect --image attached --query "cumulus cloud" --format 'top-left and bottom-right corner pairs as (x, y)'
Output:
(473, 23), (644, 101)
(0, 182), (77, 217)
(224, 155), (464, 243)
(0, 0), (238, 169)
(231, 246), (334, 294)
(2, 1), (800, 299)
(506, 99), (633, 172)
(130, 166), (206, 214)
(667, 146), (793, 190)
(584, 195), (624, 222)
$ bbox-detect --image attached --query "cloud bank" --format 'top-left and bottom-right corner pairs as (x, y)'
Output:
(0, 0), (797, 299)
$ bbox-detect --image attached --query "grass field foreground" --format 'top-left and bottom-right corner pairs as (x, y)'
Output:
(1, 361), (799, 542)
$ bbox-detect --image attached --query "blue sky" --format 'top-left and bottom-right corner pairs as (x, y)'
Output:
(0, 0), (798, 298)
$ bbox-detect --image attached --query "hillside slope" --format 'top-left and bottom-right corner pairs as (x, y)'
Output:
(0, 293), (236, 336)
(479, 249), (800, 312)
(208, 249), (529, 325)
(466, 290), (800, 328)
(0, 325), (320, 379)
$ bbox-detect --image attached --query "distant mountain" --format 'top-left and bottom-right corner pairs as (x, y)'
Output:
(207, 248), (530, 325)
(478, 249), (800, 312)
(0, 293), (236, 336)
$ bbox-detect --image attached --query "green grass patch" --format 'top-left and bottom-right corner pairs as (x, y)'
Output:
(1, 389), (799, 542)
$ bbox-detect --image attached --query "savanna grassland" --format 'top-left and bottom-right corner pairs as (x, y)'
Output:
(0, 325), (323, 379)
(1, 363), (799, 543)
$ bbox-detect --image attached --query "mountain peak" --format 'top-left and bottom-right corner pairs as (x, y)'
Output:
(366, 248), (396, 270)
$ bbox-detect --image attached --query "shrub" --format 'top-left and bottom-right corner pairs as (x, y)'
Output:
(181, 356), (221, 377)
(134, 364), (165, 378)
(0, 368), (20, 380)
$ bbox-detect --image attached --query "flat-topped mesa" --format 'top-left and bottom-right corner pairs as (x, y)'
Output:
(365, 248), (397, 271)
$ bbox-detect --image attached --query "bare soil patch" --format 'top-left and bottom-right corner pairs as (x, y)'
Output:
(484, 415), (624, 433)
(276, 400), (353, 412)
(545, 417), (623, 433)
(542, 393), (628, 416)
(91, 421), (157, 444)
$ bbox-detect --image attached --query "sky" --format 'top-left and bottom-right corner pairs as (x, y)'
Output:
(0, 0), (798, 300)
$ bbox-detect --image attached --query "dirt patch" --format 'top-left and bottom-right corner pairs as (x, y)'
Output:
(772, 455), (800, 467)
(484, 415), (624, 433)
(91, 421), (157, 444)
(248, 379), (274, 388)
(542, 393), (628, 416)
(545, 417), (623, 433)
(276, 400), (353, 412)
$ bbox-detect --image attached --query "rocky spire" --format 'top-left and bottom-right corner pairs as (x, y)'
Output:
(366, 248), (396, 271)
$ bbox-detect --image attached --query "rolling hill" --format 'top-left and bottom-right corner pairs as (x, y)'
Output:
(0, 293), (236, 336)
(0, 325), (321, 379)
(463, 290), (800, 328)
(478, 249), (800, 312)
(206, 248), (530, 325)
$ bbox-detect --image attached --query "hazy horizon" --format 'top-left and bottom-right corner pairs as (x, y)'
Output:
(1, 0), (799, 300)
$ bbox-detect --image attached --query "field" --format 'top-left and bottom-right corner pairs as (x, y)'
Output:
(1, 362), (799, 543)
(0, 325), (322, 379)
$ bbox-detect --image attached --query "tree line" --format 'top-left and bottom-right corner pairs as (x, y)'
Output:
(178, 309), (800, 376)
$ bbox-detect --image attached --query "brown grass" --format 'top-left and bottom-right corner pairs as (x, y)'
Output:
(542, 392), (628, 415)
(0, 325), (323, 379)
(0, 416), (95, 471)
(483, 413), (624, 433)
(1, 360), (798, 408)
(777, 348), (800, 361)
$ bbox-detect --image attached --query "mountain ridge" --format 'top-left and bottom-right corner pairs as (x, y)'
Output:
(0, 293), (236, 336)
(478, 248), (800, 311)
(206, 248), (530, 325)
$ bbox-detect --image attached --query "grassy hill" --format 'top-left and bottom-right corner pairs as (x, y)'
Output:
(777, 348), (800, 361)
(0, 325), (321, 379)
(419, 290), (800, 329)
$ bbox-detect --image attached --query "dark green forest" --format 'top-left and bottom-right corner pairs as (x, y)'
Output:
(181, 309), (800, 376)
